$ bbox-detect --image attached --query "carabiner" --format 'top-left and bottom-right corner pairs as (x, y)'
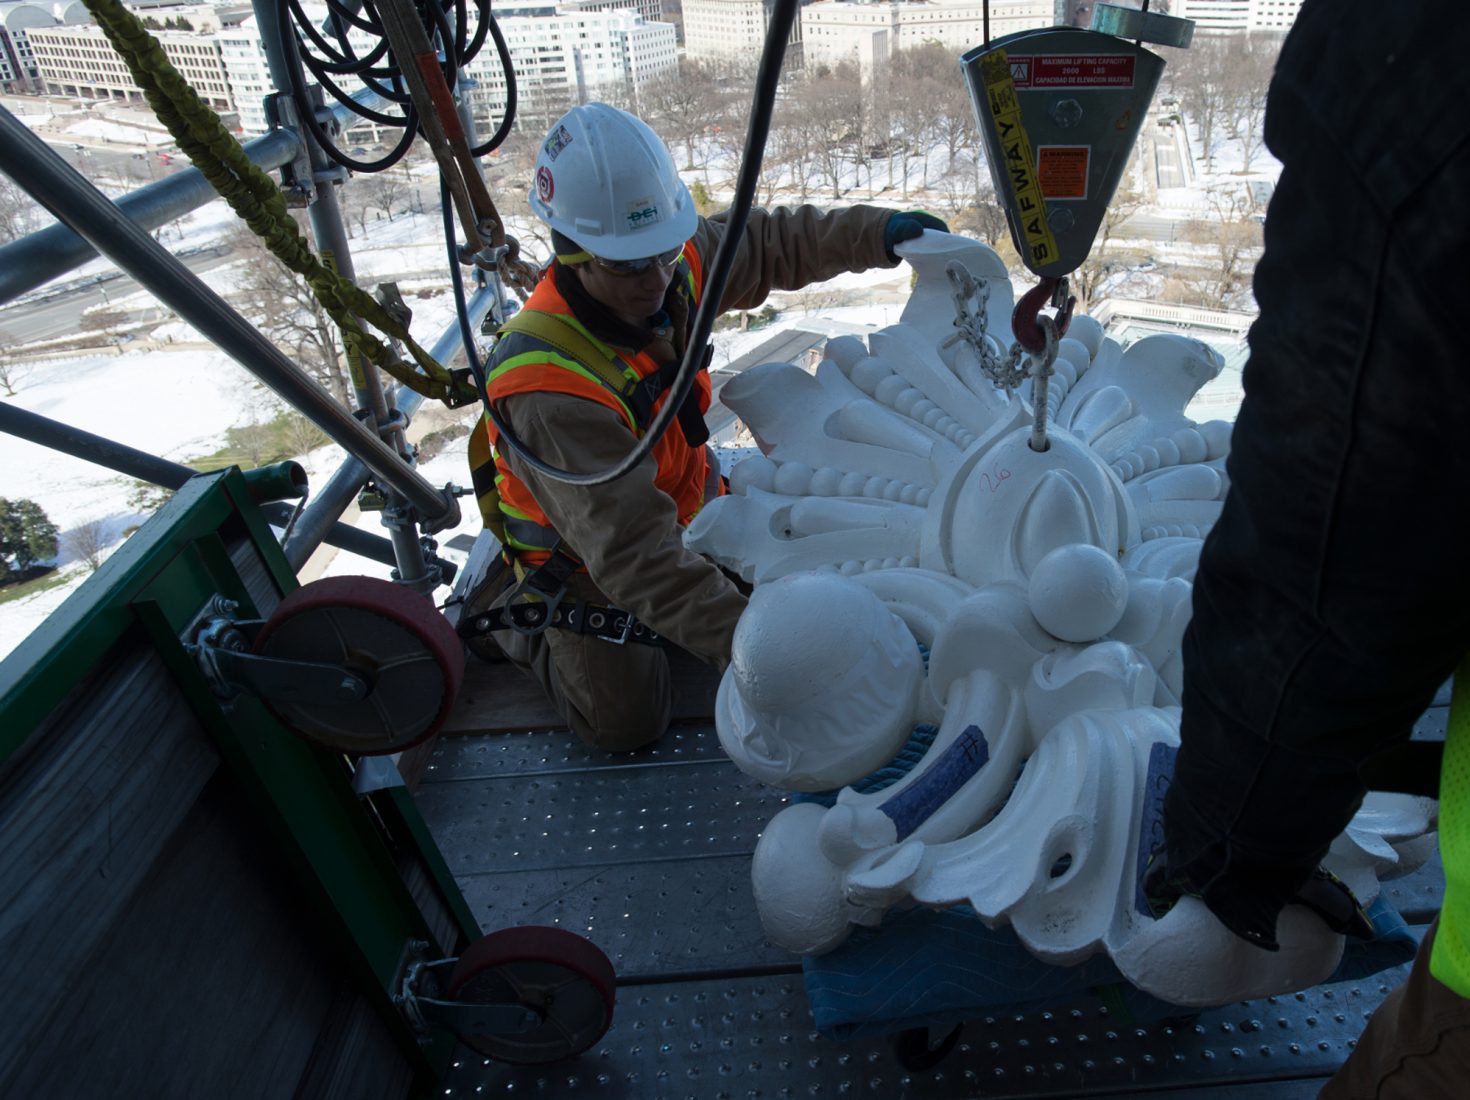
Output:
(1011, 276), (1077, 354)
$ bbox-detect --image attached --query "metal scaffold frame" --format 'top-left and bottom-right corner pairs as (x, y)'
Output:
(0, 0), (501, 591)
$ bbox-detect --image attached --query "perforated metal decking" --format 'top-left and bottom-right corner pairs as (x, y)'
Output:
(416, 658), (1445, 1098)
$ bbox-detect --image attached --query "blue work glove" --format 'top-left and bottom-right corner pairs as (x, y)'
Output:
(884, 210), (949, 261)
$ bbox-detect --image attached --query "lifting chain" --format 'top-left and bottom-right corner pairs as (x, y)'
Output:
(943, 260), (1069, 452)
(941, 261), (1026, 393)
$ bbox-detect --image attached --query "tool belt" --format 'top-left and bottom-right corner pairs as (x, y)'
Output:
(454, 541), (669, 649)
(458, 599), (669, 648)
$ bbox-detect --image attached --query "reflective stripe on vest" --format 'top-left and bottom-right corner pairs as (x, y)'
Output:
(1432, 657), (1470, 996)
(481, 251), (710, 566)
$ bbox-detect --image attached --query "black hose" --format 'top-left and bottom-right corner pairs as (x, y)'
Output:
(275, 0), (512, 171)
(443, 175), (493, 400)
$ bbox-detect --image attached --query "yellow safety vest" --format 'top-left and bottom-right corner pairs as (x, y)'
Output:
(1432, 657), (1470, 995)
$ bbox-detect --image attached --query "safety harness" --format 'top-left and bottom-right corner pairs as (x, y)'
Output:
(490, 294), (714, 446)
(459, 302), (709, 650)
(456, 540), (670, 648)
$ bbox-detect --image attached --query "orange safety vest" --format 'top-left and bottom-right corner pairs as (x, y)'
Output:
(475, 244), (721, 568)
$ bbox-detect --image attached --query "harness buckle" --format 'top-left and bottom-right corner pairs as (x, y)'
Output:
(504, 542), (581, 637)
(607, 613), (634, 645)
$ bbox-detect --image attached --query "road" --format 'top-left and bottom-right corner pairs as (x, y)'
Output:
(1117, 211), (1187, 244)
(1154, 126), (1187, 189)
(55, 142), (188, 186)
(0, 247), (238, 344)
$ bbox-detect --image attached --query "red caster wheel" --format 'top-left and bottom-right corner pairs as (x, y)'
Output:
(252, 576), (464, 754)
(445, 926), (616, 1064)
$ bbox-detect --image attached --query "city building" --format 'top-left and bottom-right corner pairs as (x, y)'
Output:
(1172, 0), (1302, 32)
(28, 3), (251, 112)
(563, 0), (664, 22)
(0, 1), (87, 94)
(463, 4), (678, 127)
(801, 0), (1053, 76)
(217, 2), (677, 139)
(681, 0), (805, 68)
(213, 16), (278, 137)
(19, 0), (677, 140)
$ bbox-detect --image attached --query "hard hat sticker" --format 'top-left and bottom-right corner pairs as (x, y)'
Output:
(543, 125), (573, 161)
(626, 199), (661, 229)
(536, 165), (554, 202)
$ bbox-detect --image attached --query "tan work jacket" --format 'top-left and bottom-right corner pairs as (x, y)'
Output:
(495, 203), (899, 668)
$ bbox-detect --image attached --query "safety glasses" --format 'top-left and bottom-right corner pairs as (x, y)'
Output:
(590, 244), (686, 277)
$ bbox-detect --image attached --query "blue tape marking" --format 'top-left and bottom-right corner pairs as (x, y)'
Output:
(879, 724), (989, 841)
(1134, 740), (1178, 916)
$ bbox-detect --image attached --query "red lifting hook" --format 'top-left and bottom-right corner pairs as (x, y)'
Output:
(1011, 276), (1077, 354)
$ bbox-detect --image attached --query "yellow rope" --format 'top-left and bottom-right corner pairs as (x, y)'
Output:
(82, 0), (477, 405)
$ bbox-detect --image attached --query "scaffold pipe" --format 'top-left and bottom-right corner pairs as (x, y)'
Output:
(0, 92), (385, 306)
(0, 107), (457, 530)
(0, 400), (399, 569)
(279, 281), (498, 569)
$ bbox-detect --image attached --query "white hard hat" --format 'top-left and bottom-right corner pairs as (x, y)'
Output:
(529, 103), (697, 261)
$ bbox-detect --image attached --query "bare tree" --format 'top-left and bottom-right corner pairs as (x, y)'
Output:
(641, 60), (728, 173)
(0, 333), (29, 396)
(768, 102), (819, 202)
(0, 176), (42, 243)
(864, 82), (899, 194)
(887, 66), (940, 200)
(793, 71), (864, 200)
(279, 411), (329, 458)
(1170, 33), (1235, 171)
(1222, 34), (1282, 173)
(340, 184), (373, 238)
(933, 68), (981, 176)
(1071, 185), (1149, 310)
(226, 223), (354, 407)
(361, 169), (409, 222)
(934, 154), (1010, 248)
(64, 518), (111, 572)
(890, 44), (969, 187)
(228, 418), (276, 467)
(1171, 187), (1263, 308)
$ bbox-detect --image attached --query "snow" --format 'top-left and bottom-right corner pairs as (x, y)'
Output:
(67, 118), (172, 147)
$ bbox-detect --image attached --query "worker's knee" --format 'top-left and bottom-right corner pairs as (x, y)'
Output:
(547, 634), (672, 753)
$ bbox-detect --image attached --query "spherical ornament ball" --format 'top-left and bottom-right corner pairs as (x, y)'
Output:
(1027, 543), (1128, 642)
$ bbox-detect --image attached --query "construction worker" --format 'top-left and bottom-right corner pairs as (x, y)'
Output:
(1146, 0), (1470, 1093)
(465, 103), (947, 752)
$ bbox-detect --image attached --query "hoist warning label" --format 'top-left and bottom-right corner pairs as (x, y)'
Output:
(979, 49), (1059, 270)
(1009, 55), (1136, 89)
(1037, 145), (1090, 199)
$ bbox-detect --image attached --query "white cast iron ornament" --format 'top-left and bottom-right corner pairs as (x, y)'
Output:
(688, 232), (1438, 1008)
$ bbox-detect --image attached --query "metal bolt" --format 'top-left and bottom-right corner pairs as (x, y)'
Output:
(1049, 98), (1083, 128)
